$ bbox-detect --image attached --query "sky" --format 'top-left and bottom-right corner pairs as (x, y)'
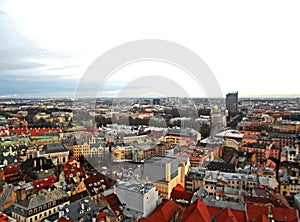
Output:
(0, 0), (300, 98)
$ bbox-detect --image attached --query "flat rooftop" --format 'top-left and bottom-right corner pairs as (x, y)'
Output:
(144, 155), (178, 164)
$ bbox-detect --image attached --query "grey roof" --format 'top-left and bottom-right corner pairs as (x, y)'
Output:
(203, 196), (245, 211)
(117, 179), (155, 194)
(14, 189), (67, 210)
(90, 143), (105, 148)
(0, 184), (13, 206)
(268, 132), (297, 138)
(62, 196), (103, 221)
(41, 143), (68, 154)
(144, 155), (178, 164)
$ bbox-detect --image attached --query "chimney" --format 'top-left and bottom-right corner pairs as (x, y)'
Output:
(59, 205), (64, 218)
(92, 214), (97, 222)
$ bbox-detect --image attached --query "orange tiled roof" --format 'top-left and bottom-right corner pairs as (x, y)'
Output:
(171, 190), (193, 203)
(246, 203), (269, 222)
(33, 175), (57, 190)
(58, 217), (72, 222)
(178, 198), (211, 222)
(104, 193), (123, 217)
(97, 212), (109, 219)
(174, 184), (185, 192)
(140, 199), (179, 222)
(0, 212), (9, 222)
(207, 206), (247, 222)
(271, 207), (298, 222)
(215, 208), (239, 222)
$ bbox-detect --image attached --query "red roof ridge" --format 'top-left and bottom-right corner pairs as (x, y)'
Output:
(179, 198), (211, 222)
(174, 184), (185, 192)
(215, 208), (239, 222)
(271, 206), (298, 222)
(141, 199), (179, 222)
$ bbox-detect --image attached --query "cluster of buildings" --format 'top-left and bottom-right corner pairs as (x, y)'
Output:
(0, 96), (300, 221)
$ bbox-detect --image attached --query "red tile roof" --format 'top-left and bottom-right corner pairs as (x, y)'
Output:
(246, 203), (269, 222)
(58, 217), (72, 222)
(170, 189), (193, 203)
(178, 198), (211, 222)
(231, 209), (247, 222)
(3, 165), (20, 175)
(174, 184), (185, 192)
(64, 161), (86, 184)
(269, 191), (290, 208)
(271, 207), (298, 222)
(260, 214), (270, 222)
(33, 175), (57, 190)
(7, 127), (62, 136)
(97, 212), (109, 219)
(207, 206), (222, 218)
(215, 208), (239, 222)
(84, 173), (114, 196)
(207, 206), (247, 222)
(244, 196), (270, 205)
(140, 199), (179, 222)
(0, 212), (9, 222)
(244, 191), (291, 208)
(104, 193), (123, 217)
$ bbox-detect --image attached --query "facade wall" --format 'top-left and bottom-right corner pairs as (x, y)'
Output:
(12, 201), (68, 222)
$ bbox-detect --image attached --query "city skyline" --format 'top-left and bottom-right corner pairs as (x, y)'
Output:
(1, 1), (300, 98)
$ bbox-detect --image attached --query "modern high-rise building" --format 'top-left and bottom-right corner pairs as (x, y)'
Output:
(226, 91), (238, 116)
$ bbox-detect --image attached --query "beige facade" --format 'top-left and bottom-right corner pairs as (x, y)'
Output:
(12, 189), (68, 222)
(123, 134), (148, 144)
(163, 135), (187, 146)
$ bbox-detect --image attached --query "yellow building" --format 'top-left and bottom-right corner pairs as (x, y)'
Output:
(140, 156), (190, 198)
(112, 146), (133, 161)
(163, 135), (187, 146)
(73, 141), (108, 160)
